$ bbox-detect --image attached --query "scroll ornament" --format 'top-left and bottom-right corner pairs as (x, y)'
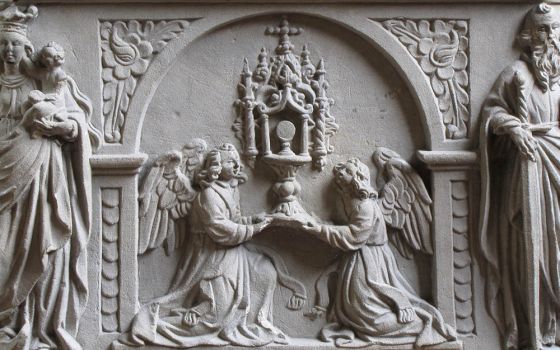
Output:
(382, 19), (469, 139)
(100, 19), (190, 143)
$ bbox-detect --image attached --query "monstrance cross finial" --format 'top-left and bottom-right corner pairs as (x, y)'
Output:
(265, 16), (303, 54)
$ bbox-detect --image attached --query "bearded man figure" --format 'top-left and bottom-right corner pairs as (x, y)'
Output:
(480, 3), (560, 349)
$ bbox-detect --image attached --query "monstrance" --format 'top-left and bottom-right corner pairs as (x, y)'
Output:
(235, 17), (339, 215)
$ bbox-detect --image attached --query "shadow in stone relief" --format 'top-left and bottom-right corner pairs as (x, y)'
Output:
(113, 14), (459, 349)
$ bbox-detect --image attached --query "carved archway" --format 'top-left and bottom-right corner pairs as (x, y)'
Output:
(89, 11), (473, 342)
(115, 11), (449, 155)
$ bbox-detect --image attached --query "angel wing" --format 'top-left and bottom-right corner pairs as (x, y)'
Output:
(181, 138), (207, 177)
(137, 139), (207, 255)
(373, 147), (433, 259)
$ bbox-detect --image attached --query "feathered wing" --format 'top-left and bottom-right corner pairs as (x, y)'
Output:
(181, 138), (207, 178)
(138, 140), (207, 255)
(373, 147), (433, 259)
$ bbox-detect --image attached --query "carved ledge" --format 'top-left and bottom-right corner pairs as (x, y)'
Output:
(91, 153), (149, 175)
(17, 0), (548, 3)
(417, 150), (478, 170)
(113, 340), (464, 350)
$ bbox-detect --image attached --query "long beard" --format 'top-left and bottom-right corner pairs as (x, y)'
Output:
(531, 37), (560, 89)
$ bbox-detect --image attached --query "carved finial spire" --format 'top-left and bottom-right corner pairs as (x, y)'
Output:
(316, 58), (326, 75)
(301, 45), (311, 64)
(240, 57), (253, 93)
(253, 47), (270, 82)
(300, 45), (315, 83)
(265, 16), (303, 55)
(315, 59), (328, 98)
(242, 57), (250, 75)
(257, 47), (268, 67)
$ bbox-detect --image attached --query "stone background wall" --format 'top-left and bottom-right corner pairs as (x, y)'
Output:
(20, 1), (542, 349)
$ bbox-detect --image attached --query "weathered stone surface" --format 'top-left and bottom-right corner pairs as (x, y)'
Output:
(1, 1), (557, 350)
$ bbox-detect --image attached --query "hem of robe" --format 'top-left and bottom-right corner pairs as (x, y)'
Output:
(117, 303), (289, 349)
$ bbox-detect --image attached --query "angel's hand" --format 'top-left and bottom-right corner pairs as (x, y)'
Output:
(300, 217), (322, 235)
(251, 212), (267, 224)
(397, 307), (416, 324)
(267, 213), (297, 227)
(254, 217), (273, 233)
(184, 310), (200, 327)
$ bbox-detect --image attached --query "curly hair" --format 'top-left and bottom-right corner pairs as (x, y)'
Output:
(333, 158), (376, 200)
(196, 143), (247, 188)
(196, 149), (222, 188)
(40, 41), (65, 64)
(518, 3), (556, 51)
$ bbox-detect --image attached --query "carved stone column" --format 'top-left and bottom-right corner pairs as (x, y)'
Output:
(80, 154), (147, 349)
(418, 150), (478, 336)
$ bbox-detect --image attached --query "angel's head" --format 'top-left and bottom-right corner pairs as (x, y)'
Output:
(197, 143), (247, 187)
(333, 158), (376, 200)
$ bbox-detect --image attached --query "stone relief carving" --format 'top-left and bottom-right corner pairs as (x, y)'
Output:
(0, 2), (101, 349)
(1, 1), (543, 348)
(101, 188), (122, 333)
(451, 181), (475, 336)
(118, 145), (460, 349)
(479, 3), (560, 349)
(234, 18), (339, 216)
(111, 17), (460, 350)
(289, 152), (457, 348)
(101, 19), (190, 143)
(382, 19), (470, 139)
(117, 142), (307, 348)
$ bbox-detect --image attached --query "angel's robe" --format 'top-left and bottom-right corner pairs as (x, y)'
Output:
(313, 194), (456, 348)
(480, 58), (560, 348)
(120, 179), (305, 348)
(0, 78), (96, 349)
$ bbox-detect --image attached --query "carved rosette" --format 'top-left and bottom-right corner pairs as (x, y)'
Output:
(451, 181), (475, 335)
(100, 20), (190, 143)
(101, 188), (121, 333)
(382, 19), (470, 139)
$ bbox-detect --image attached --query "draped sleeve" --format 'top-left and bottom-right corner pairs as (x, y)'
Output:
(313, 199), (374, 252)
(197, 188), (256, 246)
(483, 62), (527, 136)
(479, 60), (532, 275)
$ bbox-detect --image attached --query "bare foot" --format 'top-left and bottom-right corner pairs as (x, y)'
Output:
(287, 294), (306, 310)
(184, 310), (200, 327)
(397, 307), (416, 324)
